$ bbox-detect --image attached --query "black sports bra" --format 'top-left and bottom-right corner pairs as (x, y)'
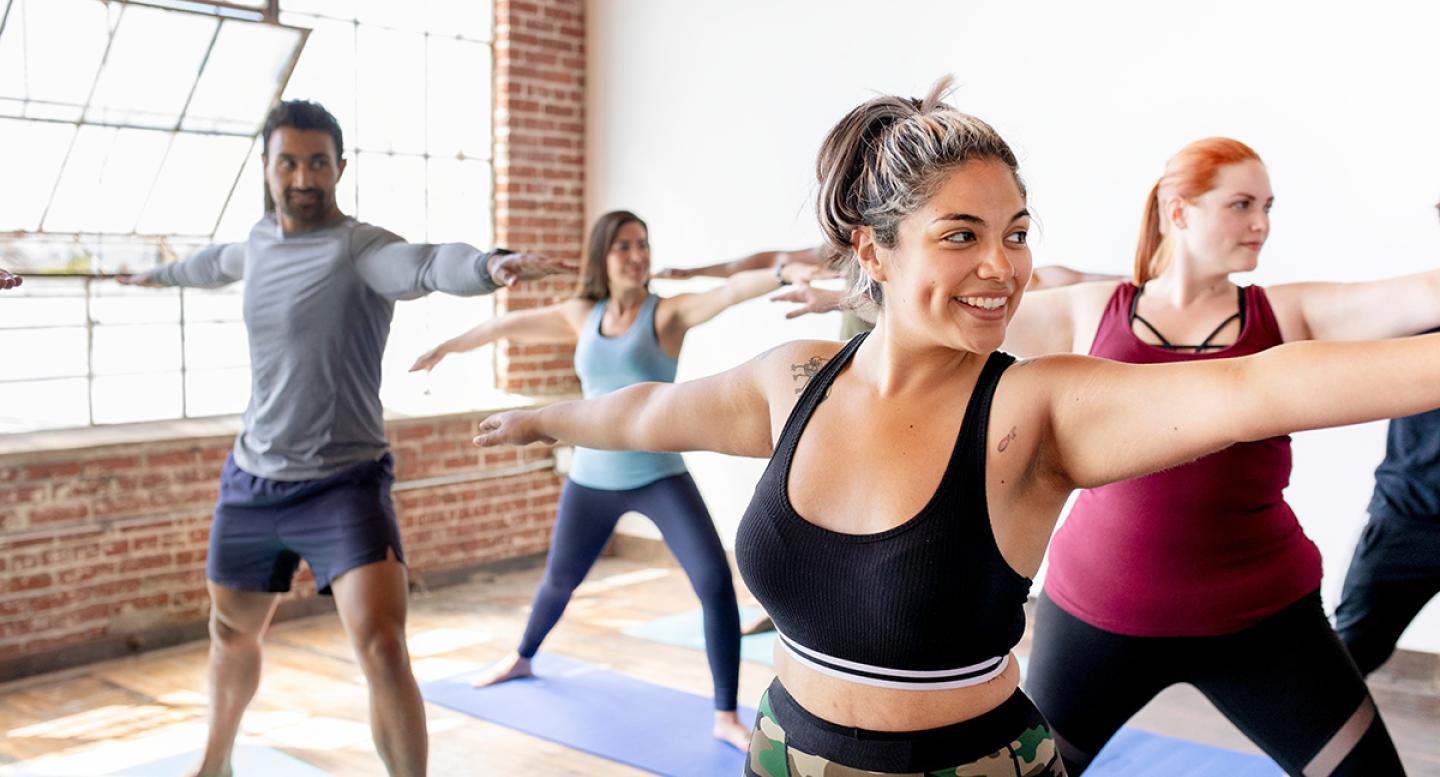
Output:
(734, 333), (1032, 690)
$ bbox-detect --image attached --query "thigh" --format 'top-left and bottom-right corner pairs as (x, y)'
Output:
(632, 474), (729, 581)
(1025, 592), (1174, 770)
(540, 479), (628, 578)
(208, 493), (299, 594)
(1192, 591), (1403, 776)
(330, 548), (410, 641)
(207, 580), (280, 637)
(278, 458), (405, 593)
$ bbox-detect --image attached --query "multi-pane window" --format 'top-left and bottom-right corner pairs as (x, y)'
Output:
(0, 0), (499, 434)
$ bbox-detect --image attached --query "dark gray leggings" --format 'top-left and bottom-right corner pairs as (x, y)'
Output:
(1026, 590), (1404, 776)
(517, 473), (741, 711)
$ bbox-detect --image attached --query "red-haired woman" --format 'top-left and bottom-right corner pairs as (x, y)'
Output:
(1004, 138), (1439, 774)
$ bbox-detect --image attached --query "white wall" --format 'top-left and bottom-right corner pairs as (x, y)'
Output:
(586, 0), (1440, 653)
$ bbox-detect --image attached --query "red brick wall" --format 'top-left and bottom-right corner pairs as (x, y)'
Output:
(493, 0), (586, 395)
(0, 414), (562, 679)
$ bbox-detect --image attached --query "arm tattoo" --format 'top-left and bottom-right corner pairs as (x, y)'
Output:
(791, 356), (830, 395)
(997, 426), (1018, 453)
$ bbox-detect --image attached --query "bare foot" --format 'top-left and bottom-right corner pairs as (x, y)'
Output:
(740, 613), (775, 636)
(471, 652), (533, 688)
(713, 710), (751, 751)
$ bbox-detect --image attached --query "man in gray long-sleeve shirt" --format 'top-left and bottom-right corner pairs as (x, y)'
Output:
(121, 100), (567, 777)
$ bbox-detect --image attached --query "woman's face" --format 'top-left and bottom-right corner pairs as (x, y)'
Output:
(866, 159), (1033, 355)
(1174, 160), (1273, 274)
(606, 221), (651, 293)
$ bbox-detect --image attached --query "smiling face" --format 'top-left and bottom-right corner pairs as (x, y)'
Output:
(1171, 159), (1273, 274)
(605, 220), (651, 294)
(859, 159), (1032, 354)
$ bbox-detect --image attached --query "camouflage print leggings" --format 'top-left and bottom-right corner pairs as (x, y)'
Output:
(745, 682), (1066, 777)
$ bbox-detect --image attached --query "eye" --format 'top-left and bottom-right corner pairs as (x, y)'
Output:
(1007, 230), (1028, 246)
(943, 231), (976, 245)
(1231, 200), (1250, 210)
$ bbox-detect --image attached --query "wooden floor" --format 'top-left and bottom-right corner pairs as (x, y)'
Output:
(1, 555), (1437, 776)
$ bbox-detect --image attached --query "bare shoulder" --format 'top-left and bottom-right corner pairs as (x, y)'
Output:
(747, 338), (849, 398)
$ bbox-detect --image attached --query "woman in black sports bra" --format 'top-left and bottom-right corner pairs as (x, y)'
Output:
(471, 78), (1440, 776)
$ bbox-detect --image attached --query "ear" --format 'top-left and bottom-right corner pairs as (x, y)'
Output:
(1164, 194), (1188, 231)
(336, 157), (348, 180)
(854, 226), (889, 283)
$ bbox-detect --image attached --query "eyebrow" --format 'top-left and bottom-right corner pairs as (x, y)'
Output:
(933, 209), (1030, 227)
(1231, 193), (1275, 202)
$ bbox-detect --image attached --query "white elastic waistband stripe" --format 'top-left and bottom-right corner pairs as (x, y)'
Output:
(781, 641), (1012, 691)
(776, 629), (1005, 678)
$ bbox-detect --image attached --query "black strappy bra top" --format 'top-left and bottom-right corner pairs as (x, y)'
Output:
(733, 333), (1032, 690)
(1129, 283), (1247, 352)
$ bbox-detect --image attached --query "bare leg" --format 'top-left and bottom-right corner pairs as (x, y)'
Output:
(713, 710), (751, 750)
(331, 550), (426, 777)
(469, 651), (534, 687)
(188, 584), (280, 777)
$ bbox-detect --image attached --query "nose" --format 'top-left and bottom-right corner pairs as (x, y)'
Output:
(977, 242), (1016, 284)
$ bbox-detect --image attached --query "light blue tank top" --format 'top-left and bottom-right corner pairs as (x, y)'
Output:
(568, 294), (688, 490)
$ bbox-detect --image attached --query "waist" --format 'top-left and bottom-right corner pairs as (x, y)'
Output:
(774, 637), (1020, 731)
(567, 447), (686, 490)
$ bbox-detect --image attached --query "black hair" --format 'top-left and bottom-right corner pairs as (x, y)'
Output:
(260, 99), (344, 159)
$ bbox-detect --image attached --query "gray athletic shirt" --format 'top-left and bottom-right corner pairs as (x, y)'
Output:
(146, 212), (502, 481)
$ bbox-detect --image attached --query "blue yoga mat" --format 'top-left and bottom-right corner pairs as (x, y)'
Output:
(1088, 728), (1281, 776)
(421, 654), (756, 776)
(624, 607), (778, 666)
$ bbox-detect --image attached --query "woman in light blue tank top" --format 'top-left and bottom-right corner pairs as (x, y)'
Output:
(414, 210), (806, 749)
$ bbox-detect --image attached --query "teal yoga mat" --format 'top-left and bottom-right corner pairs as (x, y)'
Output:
(623, 607), (777, 665)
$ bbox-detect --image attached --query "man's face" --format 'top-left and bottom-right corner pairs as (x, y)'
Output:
(263, 127), (345, 227)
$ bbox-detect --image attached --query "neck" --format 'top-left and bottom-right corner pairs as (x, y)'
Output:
(609, 286), (648, 311)
(277, 207), (345, 236)
(1146, 247), (1233, 306)
(857, 317), (985, 398)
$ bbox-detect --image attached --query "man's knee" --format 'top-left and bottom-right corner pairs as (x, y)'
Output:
(353, 622), (411, 678)
(209, 610), (265, 650)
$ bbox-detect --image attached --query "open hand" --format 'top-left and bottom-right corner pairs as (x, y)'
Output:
(410, 345), (451, 373)
(778, 263), (840, 285)
(115, 273), (161, 287)
(770, 283), (848, 319)
(473, 410), (554, 447)
(487, 252), (576, 287)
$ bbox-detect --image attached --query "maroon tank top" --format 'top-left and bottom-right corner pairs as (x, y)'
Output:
(1043, 283), (1322, 636)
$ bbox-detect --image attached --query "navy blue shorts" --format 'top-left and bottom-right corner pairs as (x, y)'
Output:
(206, 453), (404, 595)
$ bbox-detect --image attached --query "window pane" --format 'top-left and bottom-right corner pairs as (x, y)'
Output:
(90, 284), (181, 326)
(44, 126), (171, 234)
(184, 20), (305, 135)
(0, 326), (86, 381)
(0, 118), (74, 231)
(0, 0), (110, 110)
(355, 152), (425, 241)
(87, 5), (216, 129)
(91, 323), (180, 376)
(281, 16), (356, 146)
(426, 0), (492, 41)
(185, 367), (250, 417)
(137, 134), (254, 236)
(0, 278), (86, 328)
(427, 37), (490, 159)
(355, 26), (424, 153)
(91, 372), (182, 425)
(214, 140), (267, 242)
(427, 158), (492, 247)
(184, 322), (249, 370)
(356, 0), (427, 32)
(0, 378), (89, 433)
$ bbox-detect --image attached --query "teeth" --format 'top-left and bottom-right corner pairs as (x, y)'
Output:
(959, 296), (1006, 310)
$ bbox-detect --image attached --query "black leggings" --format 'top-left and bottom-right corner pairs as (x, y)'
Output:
(517, 473), (741, 711)
(1026, 590), (1404, 776)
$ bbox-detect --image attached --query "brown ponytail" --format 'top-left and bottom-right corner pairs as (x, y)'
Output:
(1133, 180), (1166, 286)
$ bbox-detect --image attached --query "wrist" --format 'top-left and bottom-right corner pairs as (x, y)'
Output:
(774, 261), (789, 286)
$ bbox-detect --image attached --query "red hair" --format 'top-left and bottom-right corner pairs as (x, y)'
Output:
(1134, 138), (1263, 285)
